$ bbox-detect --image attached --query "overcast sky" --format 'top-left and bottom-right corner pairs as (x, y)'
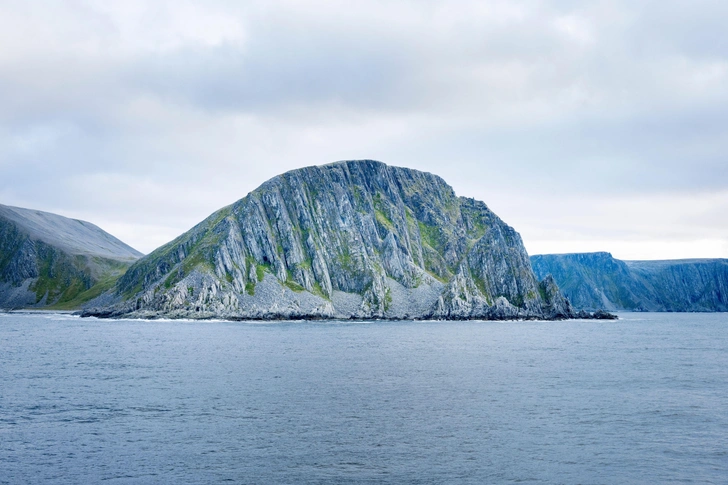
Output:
(1, 0), (727, 259)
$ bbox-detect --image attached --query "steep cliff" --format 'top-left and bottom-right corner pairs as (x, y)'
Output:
(85, 160), (577, 320)
(531, 252), (728, 312)
(0, 204), (143, 309)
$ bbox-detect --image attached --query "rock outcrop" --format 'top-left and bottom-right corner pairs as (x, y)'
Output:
(83, 160), (596, 320)
(0, 204), (143, 309)
(531, 252), (728, 312)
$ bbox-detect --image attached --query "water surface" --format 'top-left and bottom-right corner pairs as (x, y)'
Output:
(1, 313), (726, 484)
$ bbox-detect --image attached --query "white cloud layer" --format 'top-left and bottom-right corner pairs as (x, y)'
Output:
(1, 0), (726, 258)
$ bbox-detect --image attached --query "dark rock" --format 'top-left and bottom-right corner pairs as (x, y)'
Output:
(592, 309), (618, 320)
(539, 275), (574, 319)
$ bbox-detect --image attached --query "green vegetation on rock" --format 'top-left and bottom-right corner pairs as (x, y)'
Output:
(84, 160), (572, 320)
(0, 204), (141, 310)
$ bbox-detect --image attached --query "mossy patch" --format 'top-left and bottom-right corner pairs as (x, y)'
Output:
(311, 281), (330, 300)
(27, 252), (116, 307)
(383, 287), (392, 311)
(46, 272), (125, 310)
(373, 192), (395, 232)
(283, 279), (305, 292)
(417, 221), (437, 249)
(351, 184), (367, 212)
(256, 263), (268, 282)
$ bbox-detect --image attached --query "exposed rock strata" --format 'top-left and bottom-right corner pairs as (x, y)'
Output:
(85, 160), (597, 320)
(0, 204), (142, 309)
(531, 252), (728, 312)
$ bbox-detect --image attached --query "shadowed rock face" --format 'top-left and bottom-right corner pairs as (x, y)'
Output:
(0, 204), (143, 309)
(86, 160), (573, 320)
(531, 252), (728, 312)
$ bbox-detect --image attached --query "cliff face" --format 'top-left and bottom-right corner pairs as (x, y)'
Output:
(88, 160), (572, 320)
(624, 259), (728, 311)
(531, 252), (728, 312)
(0, 204), (143, 309)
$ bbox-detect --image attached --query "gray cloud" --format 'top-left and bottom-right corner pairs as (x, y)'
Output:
(0, 0), (726, 258)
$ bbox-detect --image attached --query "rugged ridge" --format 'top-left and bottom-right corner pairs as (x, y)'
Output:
(0, 204), (143, 309)
(531, 252), (728, 312)
(85, 160), (582, 320)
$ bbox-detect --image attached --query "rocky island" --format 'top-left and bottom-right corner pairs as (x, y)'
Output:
(83, 160), (602, 320)
(0, 204), (142, 309)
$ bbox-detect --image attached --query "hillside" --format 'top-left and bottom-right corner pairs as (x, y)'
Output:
(530, 252), (728, 311)
(0, 204), (143, 309)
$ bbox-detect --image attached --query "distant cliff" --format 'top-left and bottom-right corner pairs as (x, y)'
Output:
(85, 160), (581, 320)
(0, 204), (143, 309)
(530, 252), (728, 312)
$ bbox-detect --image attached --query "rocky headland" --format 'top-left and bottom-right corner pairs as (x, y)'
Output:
(531, 252), (728, 312)
(0, 204), (143, 310)
(83, 160), (605, 320)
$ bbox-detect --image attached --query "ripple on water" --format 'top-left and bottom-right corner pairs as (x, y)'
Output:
(0, 312), (727, 484)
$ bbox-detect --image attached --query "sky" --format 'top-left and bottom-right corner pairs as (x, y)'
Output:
(1, 0), (727, 259)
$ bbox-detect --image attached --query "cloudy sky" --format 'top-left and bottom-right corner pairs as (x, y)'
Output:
(1, 0), (726, 259)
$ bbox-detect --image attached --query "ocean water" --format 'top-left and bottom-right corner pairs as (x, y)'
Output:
(0, 313), (726, 484)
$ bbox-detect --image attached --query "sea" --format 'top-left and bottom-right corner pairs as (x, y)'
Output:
(0, 312), (726, 484)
